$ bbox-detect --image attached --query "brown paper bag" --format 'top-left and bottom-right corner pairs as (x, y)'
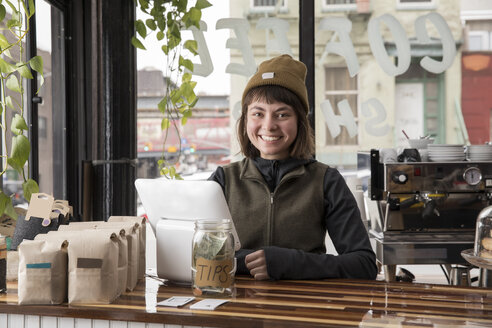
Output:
(59, 221), (138, 291)
(40, 230), (120, 304)
(18, 239), (68, 305)
(49, 228), (128, 298)
(109, 216), (146, 279)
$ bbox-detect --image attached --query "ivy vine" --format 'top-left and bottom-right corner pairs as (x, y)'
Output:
(0, 0), (43, 220)
(133, 0), (212, 179)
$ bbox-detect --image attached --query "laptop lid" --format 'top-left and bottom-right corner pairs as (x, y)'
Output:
(135, 178), (241, 251)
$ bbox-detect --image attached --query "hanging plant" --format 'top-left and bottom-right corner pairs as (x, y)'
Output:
(0, 0), (43, 220)
(133, 0), (212, 179)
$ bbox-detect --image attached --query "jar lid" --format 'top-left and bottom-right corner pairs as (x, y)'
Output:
(195, 219), (232, 231)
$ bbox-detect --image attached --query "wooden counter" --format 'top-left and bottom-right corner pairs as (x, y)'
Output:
(1, 276), (492, 327)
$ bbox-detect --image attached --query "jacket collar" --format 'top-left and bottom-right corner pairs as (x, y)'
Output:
(240, 157), (314, 190)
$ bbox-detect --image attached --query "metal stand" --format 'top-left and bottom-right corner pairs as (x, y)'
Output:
(449, 265), (471, 286)
(383, 264), (397, 282)
(480, 268), (492, 288)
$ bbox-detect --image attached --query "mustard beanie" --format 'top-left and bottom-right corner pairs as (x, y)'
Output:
(241, 54), (309, 115)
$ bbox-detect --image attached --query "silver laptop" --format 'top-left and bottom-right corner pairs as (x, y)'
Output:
(135, 178), (241, 283)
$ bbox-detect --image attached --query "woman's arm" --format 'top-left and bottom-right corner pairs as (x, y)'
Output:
(263, 168), (378, 280)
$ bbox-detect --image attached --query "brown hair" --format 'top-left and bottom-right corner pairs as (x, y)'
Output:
(238, 85), (315, 159)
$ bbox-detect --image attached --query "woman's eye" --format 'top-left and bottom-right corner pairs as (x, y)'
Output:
(278, 113), (288, 118)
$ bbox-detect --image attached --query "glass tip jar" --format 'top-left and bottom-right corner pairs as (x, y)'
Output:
(192, 219), (236, 297)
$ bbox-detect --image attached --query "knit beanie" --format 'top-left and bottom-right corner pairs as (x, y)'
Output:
(241, 54), (309, 115)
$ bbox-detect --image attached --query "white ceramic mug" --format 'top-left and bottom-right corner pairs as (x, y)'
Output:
(379, 148), (398, 163)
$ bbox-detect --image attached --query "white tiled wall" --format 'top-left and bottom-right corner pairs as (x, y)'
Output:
(0, 314), (208, 328)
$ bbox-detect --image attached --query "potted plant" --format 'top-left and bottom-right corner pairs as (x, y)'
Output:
(0, 0), (44, 220)
(133, 0), (211, 179)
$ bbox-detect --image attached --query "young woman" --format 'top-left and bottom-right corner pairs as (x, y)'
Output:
(209, 54), (378, 280)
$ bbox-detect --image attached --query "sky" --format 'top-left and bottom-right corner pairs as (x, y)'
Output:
(136, 2), (231, 96)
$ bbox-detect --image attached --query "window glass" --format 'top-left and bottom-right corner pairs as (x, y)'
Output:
(136, 0), (299, 180)
(1, 1), (66, 206)
(136, 1), (492, 177)
(35, 0), (67, 199)
(315, 0), (464, 168)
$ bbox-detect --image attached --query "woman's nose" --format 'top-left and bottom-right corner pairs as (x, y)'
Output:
(263, 115), (277, 130)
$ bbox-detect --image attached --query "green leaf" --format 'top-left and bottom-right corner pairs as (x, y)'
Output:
(29, 56), (43, 74)
(195, 0), (212, 10)
(0, 57), (16, 74)
(0, 192), (16, 220)
(138, 0), (150, 11)
(0, 192), (8, 218)
(5, 96), (14, 110)
(156, 31), (164, 41)
(131, 36), (146, 50)
(181, 116), (188, 125)
(188, 7), (202, 27)
(27, 0), (35, 18)
(182, 72), (192, 82)
(161, 45), (169, 55)
(169, 21), (181, 39)
(161, 117), (170, 130)
(4, 196), (17, 220)
(182, 58), (194, 72)
(6, 75), (22, 93)
(17, 63), (33, 79)
(0, 5), (6, 22)
(7, 157), (22, 175)
(184, 40), (198, 56)
(189, 96), (199, 108)
(0, 33), (10, 50)
(157, 17), (166, 31)
(10, 134), (30, 171)
(11, 113), (28, 135)
(7, 9), (21, 28)
(170, 88), (183, 104)
(177, 0), (188, 12)
(145, 18), (156, 31)
(135, 19), (147, 38)
(29, 56), (44, 87)
(157, 96), (169, 114)
(23, 179), (39, 204)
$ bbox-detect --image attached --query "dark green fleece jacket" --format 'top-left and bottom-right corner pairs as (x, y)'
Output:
(209, 157), (377, 280)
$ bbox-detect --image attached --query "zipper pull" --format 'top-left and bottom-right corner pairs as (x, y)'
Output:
(270, 194), (274, 204)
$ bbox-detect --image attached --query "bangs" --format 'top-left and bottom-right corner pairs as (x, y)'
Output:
(244, 85), (303, 111)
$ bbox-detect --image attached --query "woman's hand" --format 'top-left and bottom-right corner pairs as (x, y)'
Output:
(245, 249), (270, 280)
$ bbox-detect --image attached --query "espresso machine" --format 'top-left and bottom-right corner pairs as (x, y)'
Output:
(367, 149), (492, 283)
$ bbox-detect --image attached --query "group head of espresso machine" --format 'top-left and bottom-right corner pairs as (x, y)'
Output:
(367, 149), (492, 280)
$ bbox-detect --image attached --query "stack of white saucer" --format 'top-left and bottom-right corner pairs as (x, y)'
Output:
(428, 144), (466, 162)
(467, 144), (492, 161)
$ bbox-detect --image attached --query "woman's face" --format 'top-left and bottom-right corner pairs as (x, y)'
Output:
(246, 99), (298, 160)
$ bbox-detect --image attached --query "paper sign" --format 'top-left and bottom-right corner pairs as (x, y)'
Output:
(194, 257), (234, 288)
(157, 296), (195, 307)
(25, 193), (55, 224)
(190, 299), (228, 310)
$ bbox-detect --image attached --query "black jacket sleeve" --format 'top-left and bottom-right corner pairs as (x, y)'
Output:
(264, 168), (377, 280)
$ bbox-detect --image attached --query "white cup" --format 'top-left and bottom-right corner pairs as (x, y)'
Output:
(419, 149), (429, 162)
(379, 148), (397, 163)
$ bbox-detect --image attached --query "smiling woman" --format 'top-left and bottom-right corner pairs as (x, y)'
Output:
(208, 54), (378, 281)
